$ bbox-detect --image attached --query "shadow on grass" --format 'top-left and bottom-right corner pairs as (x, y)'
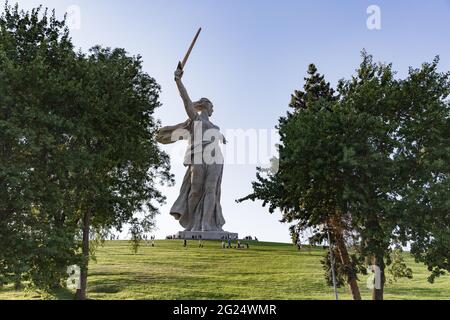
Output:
(384, 286), (450, 299)
(49, 287), (76, 300)
(88, 278), (238, 299)
(86, 271), (252, 299)
(0, 285), (75, 300)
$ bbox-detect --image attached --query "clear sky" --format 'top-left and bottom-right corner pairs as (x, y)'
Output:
(18, 0), (450, 243)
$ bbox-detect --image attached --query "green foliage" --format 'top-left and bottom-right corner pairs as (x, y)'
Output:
(289, 63), (336, 111)
(240, 51), (449, 291)
(128, 217), (154, 254)
(0, 2), (81, 290)
(74, 44), (173, 234)
(386, 248), (413, 284)
(391, 58), (450, 283)
(0, 2), (172, 291)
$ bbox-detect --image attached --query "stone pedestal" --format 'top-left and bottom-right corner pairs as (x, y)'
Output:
(176, 230), (238, 240)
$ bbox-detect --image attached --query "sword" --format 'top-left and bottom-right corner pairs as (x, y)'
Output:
(177, 27), (202, 72)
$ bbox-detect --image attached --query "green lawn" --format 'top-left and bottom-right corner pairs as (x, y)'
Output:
(0, 240), (449, 300)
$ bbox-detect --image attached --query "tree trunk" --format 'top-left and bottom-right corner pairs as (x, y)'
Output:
(76, 211), (91, 300)
(333, 228), (362, 300)
(371, 255), (385, 300)
(328, 216), (362, 300)
(365, 213), (386, 300)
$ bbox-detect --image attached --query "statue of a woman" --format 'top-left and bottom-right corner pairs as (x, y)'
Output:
(156, 65), (227, 232)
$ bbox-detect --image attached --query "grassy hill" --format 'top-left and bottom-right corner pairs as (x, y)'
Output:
(0, 240), (449, 300)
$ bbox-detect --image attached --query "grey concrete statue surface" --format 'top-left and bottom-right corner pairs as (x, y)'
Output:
(156, 29), (238, 240)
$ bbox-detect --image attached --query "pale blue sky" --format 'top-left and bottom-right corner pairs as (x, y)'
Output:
(18, 0), (450, 242)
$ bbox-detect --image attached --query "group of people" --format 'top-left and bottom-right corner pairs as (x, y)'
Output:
(182, 239), (203, 248)
(180, 239), (250, 249)
(106, 234), (253, 250)
(109, 234), (255, 250)
(221, 239), (249, 249)
(243, 236), (258, 241)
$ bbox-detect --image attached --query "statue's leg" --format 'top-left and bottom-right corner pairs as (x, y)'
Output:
(201, 164), (221, 231)
(188, 164), (205, 231)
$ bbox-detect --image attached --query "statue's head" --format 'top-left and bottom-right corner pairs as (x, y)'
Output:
(193, 98), (214, 116)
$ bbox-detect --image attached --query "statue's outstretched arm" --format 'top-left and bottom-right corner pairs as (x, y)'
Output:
(174, 67), (196, 120)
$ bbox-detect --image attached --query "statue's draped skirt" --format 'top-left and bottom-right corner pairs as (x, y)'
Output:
(170, 162), (225, 231)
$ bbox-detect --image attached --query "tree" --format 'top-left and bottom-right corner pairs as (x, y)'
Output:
(336, 53), (449, 298)
(334, 53), (400, 299)
(68, 45), (173, 299)
(0, 3), (173, 298)
(0, 3), (82, 289)
(240, 52), (449, 300)
(238, 64), (363, 300)
(392, 58), (450, 284)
